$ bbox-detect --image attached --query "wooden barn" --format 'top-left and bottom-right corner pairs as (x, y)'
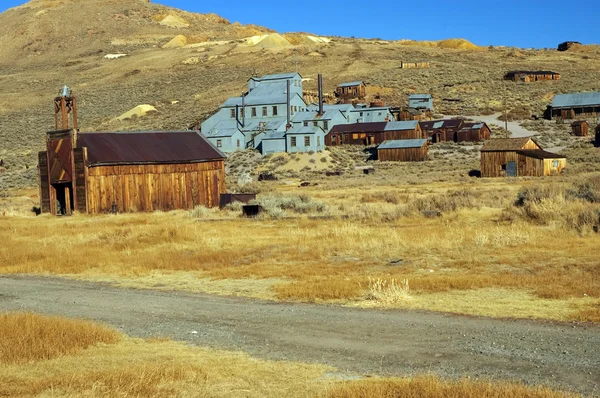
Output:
(503, 70), (560, 82)
(335, 81), (366, 102)
(326, 121), (422, 146)
(571, 120), (590, 136)
(480, 137), (566, 177)
(545, 92), (600, 120)
(455, 122), (492, 142)
(419, 119), (464, 143)
(396, 106), (432, 121)
(377, 139), (428, 162)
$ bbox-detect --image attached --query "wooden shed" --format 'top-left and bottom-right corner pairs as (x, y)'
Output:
(419, 119), (464, 143)
(480, 137), (566, 177)
(571, 120), (590, 136)
(545, 92), (600, 120)
(335, 81), (366, 102)
(326, 121), (422, 146)
(377, 139), (428, 162)
(38, 130), (226, 215)
(503, 70), (560, 82)
(456, 122), (492, 142)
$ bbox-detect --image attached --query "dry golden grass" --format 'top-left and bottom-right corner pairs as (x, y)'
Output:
(1, 177), (599, 322)
(0, 312), (120, 364)
(325, 376), (578, 398)
(0, 313), (578, 398)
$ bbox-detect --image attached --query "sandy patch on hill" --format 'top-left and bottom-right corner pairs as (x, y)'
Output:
(399, 38), (479, 50)
(163, 35), (187, 48)
(159, 14), (189, 28)
(117, 105), (157, 121)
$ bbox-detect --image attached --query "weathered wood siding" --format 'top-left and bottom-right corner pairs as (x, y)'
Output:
(72, 147), (88, 213)
(378, 146), (428, 162)
(85, 161), (226, 213)
(571, 123), (589, 136)
(480, 151), (521, 177)
(335, 84), (366, 99)
(326, 127), (422, 146)
(543, 158), (567, 175)
(456, 125), (491, 142)
(38, 151), (51, 213)
(400, 61), (430, 69)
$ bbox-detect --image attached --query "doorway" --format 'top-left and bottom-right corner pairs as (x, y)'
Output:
(53, 183), (74, 215)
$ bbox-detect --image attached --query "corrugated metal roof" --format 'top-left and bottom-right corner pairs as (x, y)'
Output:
(420, 119), (463, 130)
(329, 122), (387, 134)
(251, 72), (301, 81)
(286, 125), (324, 135)
(338, 81), (364, 88)
(433, 121), (444, 129)
(349, 107), (391, 112)
(516, 150), (565, 159)
(241, 117), (287, 132)
(77, 131), (225, 166)
(552, 92), (600, 108)
(385, 121), (419, 131)
(262, 131), (286, 140)
(481, 137), (536, 152)
(308, 103), (355, 112)
(378, 139), (427, 149)
(408, 94), (432, 99)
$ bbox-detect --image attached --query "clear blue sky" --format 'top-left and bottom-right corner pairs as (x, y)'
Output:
(1, 0), (597, 48)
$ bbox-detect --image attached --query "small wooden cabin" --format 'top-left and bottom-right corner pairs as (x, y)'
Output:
(480, 137), (566, 177)
(326, 121), (422, 146)
(38, 130), (226, 215)
(571, 120), (590, 136)
(400, 61), (430, 69)
(503, 71), (560, 82)
(335, 81), (366, 101)
(377, 139), (428, 162)
(456, 122), (492, 142)
(419, 119), (463, 143)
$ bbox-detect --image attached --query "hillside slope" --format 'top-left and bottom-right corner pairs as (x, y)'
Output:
(0, 0), (599, 190)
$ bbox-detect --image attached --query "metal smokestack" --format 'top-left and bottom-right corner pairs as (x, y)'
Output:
(318, 74), (324, 115)
(241, 92), (245, 128)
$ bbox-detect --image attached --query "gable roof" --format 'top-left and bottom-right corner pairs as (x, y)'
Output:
(250, 72), (301, 82)
(409, 94), (432, 99)
(459, 122), (487, 131)
(516, 150), (565, 160)
(77, 131), (225, 166)
(552, 92), (600, 108)
(286, 125), (325, 135)
(420, 119), (463, 130)
(378, 139), (427, 149)
(480, 137), (537, 152)
(385, 121), (419, 131)
(571, 120), (590, 127)
(338, 81), (365, 88)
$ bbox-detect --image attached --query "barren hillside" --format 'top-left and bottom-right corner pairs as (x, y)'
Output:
(0, 0), (599, 189)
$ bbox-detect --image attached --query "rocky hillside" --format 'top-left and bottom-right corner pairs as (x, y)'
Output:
(0, 0), (599, 190)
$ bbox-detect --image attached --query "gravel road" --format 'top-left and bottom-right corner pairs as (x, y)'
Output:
(0, 275), (598, 395)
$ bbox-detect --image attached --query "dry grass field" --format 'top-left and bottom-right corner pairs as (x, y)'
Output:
(2, 168), (599, 323)
(0, 312), (579, 398)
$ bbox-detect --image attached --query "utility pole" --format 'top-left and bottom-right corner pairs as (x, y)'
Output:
(503, 83), (509, 137)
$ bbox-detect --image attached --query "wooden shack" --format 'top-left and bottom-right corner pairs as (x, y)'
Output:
(545, 92), (600, 120)
(326, 121), (422, 146)
(503, 71), (560, 82)
(480, 137), (566, 177)
(456, 122), (492, 142)
(396, 107), (432, 121)
(335, 81), (366, 102)
(419, 119), (464, 143)
(38, 130), (226, 215)
(400, 61), (430, 69)
(571, 120), (590, 136)
(377, 139), (428, 162)
(558, 41), (581, 51)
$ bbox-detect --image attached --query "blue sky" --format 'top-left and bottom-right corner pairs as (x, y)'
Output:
(2, 0), (597, 48)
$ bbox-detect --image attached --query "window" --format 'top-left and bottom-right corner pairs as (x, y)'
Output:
(216, 139), (222, 148)
(317, 136), (321, 146)
(352, 133), (359, 140)
(272, 106), (278, 116)
(303, 121), (309, 127)
(237, 139), (241, 148)
(313, 121), (318, 127)
(251, 107), (257, 117)
(304, 136), (311, 146)
(359, 112), (363, 117)
(378, 112), (382, 116)
(262, 107), (268, 116)
(323, 121), (329, 130)
(230, 109), (236, 118)
(290, 136), (297, 147)
(553, 160), (559, 168)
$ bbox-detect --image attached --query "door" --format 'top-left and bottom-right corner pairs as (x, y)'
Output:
(506, 161), (517, 177)
(52, 183), (73, 215)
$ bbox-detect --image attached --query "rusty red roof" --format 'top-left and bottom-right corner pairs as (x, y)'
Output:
(329, 122), (387, 134)
(420, 119), (463, 130)
(77, 131), (225, 166)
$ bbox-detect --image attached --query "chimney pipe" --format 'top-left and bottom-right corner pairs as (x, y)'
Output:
(318, 74), (324, 115)
(286, 79), (291, 130)
(241, 92), (245, 128)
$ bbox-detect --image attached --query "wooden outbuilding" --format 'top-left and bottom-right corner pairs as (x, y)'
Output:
(400, 61), (430, 69)
(455, 122), (492, 142)
(545, 92), (600, 120)
(480, 137), (566, 177)
(335, 81), (366, 102)
(326, 121), (422, 146)
(39, 130), (226, 215)
(503, 70), (560, 82)
(419, 119), (464, 143)
(377, 139), (428, 162)
(571, 120), (590, 136)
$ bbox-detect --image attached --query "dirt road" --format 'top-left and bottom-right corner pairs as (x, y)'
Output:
(1, 275), (598, 395)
